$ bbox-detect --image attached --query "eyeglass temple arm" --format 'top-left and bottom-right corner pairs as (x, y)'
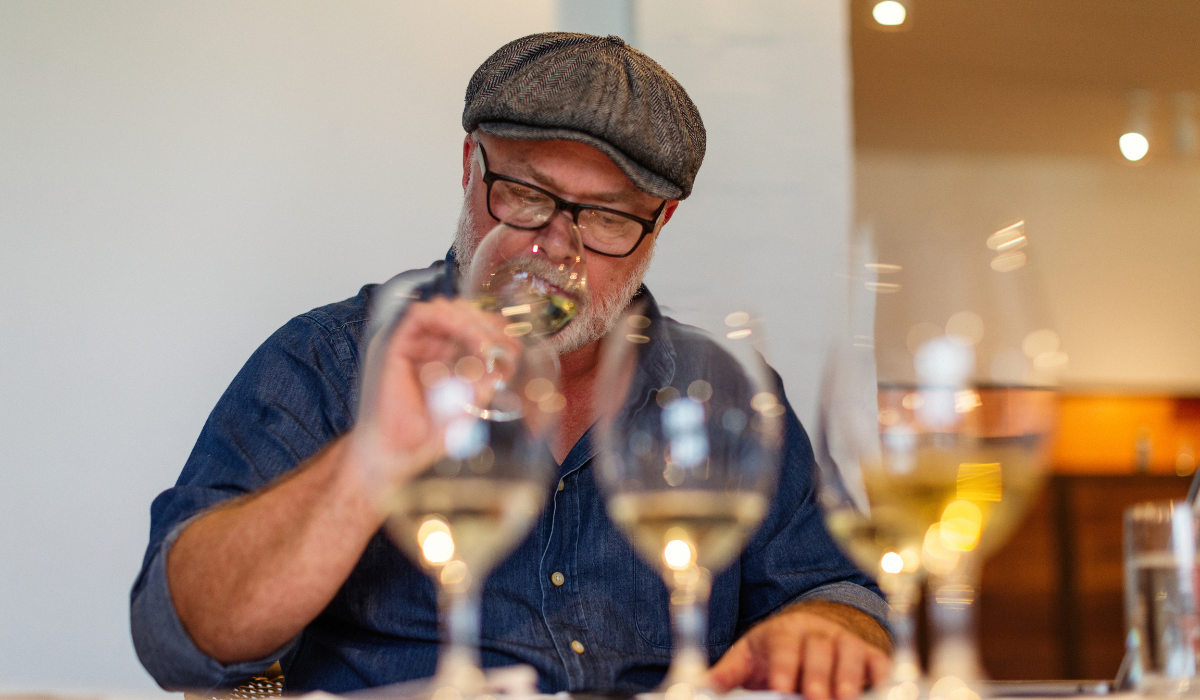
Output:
(472, 139), (487, 179)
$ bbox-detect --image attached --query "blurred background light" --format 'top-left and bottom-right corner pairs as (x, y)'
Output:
(986, 220), (1026, 252)
(1121, 89), (1152, 162)
(1119, 132), (1150, 161)
(872, 0), (907, 27)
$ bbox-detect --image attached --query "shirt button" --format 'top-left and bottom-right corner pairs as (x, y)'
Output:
(570, 640), (585, 654)
(551, 571), (565, 586)
(557, 479), (565, 491)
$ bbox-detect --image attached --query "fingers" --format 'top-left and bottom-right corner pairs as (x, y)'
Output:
(764, 627), (804, 693)
(388, 298), (516, 367)
(800, 632), (834, 700)
(866, 646), (893, 688)
(833, 635), (867, 700)
(708, 638), (754, 692)
(712, 612), (883, 700)
(367, 298), (520, 464)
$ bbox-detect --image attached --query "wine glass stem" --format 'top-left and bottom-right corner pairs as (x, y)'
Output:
(666, 575), (711, 687)
(881, 573), (921, 683)
(929, 563), (984, 682)
(437, 582), (485, 690)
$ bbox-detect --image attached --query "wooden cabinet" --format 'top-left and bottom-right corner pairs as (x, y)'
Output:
(977, 475), (1191, 680)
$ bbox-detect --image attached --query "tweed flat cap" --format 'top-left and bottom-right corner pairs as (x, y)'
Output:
(463, 32), (706, 200)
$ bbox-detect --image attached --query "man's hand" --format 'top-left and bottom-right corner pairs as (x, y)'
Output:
(709, 601), (892, 700)
(355, 297), (520, 486)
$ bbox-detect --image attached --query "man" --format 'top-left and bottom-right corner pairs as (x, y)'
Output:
(131, 33), (891, 698)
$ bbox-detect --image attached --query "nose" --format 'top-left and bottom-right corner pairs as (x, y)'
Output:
(531, 208), (583, 265)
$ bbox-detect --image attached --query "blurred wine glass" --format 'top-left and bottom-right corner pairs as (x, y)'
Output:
(594, 302), (783, 697)
(358, 214), (588, 695)
(816, 222), (1059, 700)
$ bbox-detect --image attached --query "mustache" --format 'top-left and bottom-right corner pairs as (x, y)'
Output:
(503, 256), (589, 303)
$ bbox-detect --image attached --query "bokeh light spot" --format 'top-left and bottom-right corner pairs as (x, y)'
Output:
(880, 551), (904, 574)
(872, 0), (907, 26)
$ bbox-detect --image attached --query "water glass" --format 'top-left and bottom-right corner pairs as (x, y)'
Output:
(1125, 500), (1200, 695)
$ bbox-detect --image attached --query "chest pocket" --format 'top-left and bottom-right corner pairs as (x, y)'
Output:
(630, 548), (741, 650)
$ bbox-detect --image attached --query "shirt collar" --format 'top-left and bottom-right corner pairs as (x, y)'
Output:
(438, 248), (460, 297)
(622, 285), (677, 394)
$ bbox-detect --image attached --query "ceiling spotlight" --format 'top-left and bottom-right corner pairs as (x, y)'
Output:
(872, 0), (907, 26)
(1119, 132), (1149, 161)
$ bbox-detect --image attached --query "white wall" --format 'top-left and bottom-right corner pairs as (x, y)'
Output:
(559, 0), (634, 40)
(857, 150), (1200, 393)
(0, 0), (852, 693)
(0, 2), (556, 693)
(637, 0), (854, 427)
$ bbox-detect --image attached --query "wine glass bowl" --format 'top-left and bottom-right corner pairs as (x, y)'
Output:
(465, 210), (588, 339)
(595, 302), (783, 693)
(816, 223), (1060, 695)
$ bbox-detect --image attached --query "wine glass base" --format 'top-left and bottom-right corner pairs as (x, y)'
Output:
(652, 681), (720, 700)
(867, 673), (993, 700)
(654, 647), (715, 699)
(356, 664), (537, 700)
(865, 677), (927, 700)
(638, 690), (790, 700)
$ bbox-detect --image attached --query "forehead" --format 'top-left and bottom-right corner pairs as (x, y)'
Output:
(478, 134), (654, 206)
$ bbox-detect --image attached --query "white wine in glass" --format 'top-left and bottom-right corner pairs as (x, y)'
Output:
(595, 302), (783, 697)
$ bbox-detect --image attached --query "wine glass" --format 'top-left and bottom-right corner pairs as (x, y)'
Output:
(816, 223), (1059, 700)
(816, 340), (927, 699)
(594, 302), (784, 697)
(356, 214), (588, 695)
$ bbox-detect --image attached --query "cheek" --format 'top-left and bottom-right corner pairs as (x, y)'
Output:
(468, 185), (490, 220)
(461, 188), (494, 241)
(584, 258), (637, 298)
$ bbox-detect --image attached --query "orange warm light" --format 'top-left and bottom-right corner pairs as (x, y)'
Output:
(1052, 396), (1200, 475)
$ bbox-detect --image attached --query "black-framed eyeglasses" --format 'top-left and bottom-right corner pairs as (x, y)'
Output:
(475, 143), (667, 258)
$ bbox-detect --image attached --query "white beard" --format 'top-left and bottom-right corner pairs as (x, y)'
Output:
(452, 193), (654, 357)
(544, 249), (653, 355)
(452, 192), (482, 273)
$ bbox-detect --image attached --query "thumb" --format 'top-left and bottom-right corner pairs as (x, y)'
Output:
(708, 638), (754, 691)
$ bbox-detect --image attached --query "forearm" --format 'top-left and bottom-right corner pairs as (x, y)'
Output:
(167, 435), (385, 663)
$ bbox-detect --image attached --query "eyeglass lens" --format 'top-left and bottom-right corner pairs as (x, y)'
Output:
(490, 180), (644, 256)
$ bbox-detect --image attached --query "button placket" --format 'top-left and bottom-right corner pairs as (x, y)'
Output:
(540, 462), (589, 688)
(538, 438), (605, 690)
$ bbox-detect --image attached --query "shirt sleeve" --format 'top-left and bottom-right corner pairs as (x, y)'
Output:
(735, 376), (889, 633)
(129, 312), (362, 692)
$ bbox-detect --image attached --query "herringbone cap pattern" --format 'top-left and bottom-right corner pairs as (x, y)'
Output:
(463, 32), (706, 200)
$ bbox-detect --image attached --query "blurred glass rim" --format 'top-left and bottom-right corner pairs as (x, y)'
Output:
(1125, 499), (1193, 525)
(594, 299), (786, 441)
(844, 229), (1062, 391)
(1124, 499), (1197, 560)
(461, 214), (589, 300)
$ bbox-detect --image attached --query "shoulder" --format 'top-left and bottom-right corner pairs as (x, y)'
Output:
(298, 285), (374, 337)
(283, 284), (375, 364)
(270, 258), (449, 363)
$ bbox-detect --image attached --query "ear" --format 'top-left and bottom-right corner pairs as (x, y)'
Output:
(661, 201), (680, 226)
(462, 135), (474, 191)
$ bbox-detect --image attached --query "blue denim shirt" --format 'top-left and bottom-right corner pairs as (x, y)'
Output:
(130, 253), (885, 695)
